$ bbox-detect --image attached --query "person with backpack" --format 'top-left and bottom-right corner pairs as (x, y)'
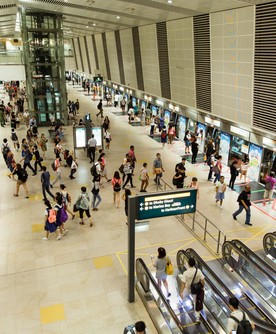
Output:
(42, 199), (62, 241)
(59, 184), (75, 219)
(75, 186), (93, 226)
(111, 171), (122, 208)
(263, 171), (276, 206)
(2, 138), (10, 167)
(122, 157), (135, 189)
(227, 297), (254, 334)
(54, 192), (68, 236)
(91, 173), (102, 211)
(124, 320), (146, 334)
(10, 128), (19, 151)
(229, 160), (240, 190)
(69, 158), (78, 179)
(12, 163), (29, 198)
(232, 185), (252, 226)
(175, 158), (186, 185)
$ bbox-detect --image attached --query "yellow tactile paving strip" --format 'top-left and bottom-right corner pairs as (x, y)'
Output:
(40, 303), (65, 324)
(93, 255), (114, 269)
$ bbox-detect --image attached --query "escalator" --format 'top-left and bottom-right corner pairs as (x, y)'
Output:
(263, 232), (276, 268)
(177, 248), (276, 333)
(136, 257), (226, 333)
(222, 240), (276, 316)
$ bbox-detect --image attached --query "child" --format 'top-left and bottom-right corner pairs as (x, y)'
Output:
(215, 176), (226, 209)
(42, 199), (62, 240)
(189, 177), (199, 199)
(122, 189), (131, 225)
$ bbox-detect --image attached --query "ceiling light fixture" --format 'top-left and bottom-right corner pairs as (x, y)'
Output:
(167, 0), (173, 4)
(85, 0), (95, 5)
(116, 16), (120, 19)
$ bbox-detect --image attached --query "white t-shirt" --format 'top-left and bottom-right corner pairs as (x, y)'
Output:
(181, 267), (204, 294)
(216, 181), (226, 193)
(227, 309), (251, 332)
(140, 168), (148, 181)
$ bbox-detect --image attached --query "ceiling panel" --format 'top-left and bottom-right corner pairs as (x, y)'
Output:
(0, 0), (273, 38)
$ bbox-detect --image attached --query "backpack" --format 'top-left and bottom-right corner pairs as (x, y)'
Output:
(161, 131), (166, 139)
(90, 163), (98, 177)
(47, 208), (56, 223)
(51, 161), (57, 171)
(123, 325), (135, 334)
(2, 144), (9, 155)
(172, 176), (179, 186)
(11, 132), (18, 141)
(265, 181), (272, 191)
(113, 179), (121, 192)
(19, 169), (28, 182)
(97, 103), (101, 110)
(58, 207), (68, 223)
(230, 312), (253, 334)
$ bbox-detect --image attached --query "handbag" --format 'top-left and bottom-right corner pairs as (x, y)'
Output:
(212, 164), (220, 175)
(39, 157), (43, 162)
(154, 167), (162, 175)
(166, 258), (174, 275)
(191, 268), (203, 295)
(119, 164), (124, 174)
(73, 203), (79, 212)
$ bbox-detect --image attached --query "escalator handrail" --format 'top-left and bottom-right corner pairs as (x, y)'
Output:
(178, 248), (276, 333)
(263, 232), (276, 255)
(136, 258), (185, 333)
(223, 240), (276, 285)
(231, 239), (276, 276)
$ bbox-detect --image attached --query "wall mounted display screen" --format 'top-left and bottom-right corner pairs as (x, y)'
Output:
(75, 127), (86, 148)
(151, 105), (158, 116)
(91, 127), (102, 147)
(231, 136), (249, 156)
(141, 100), (146, 110)
(125, 93), (128, 101)
(105, 86), (109, 93)
(132, 97), (137, 107)
(178, 116), (186, 141)
(164, 110), (171, 126)
(187, 119), (196, 133)
(220, 132), (231, 165)
(248, 143), (263, 181)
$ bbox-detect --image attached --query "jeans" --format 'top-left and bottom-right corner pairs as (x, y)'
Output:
(34, 160), (43, 172)
(123, 174), (133, 187)
(207, 166), (213, 180)
(213, 172), (221, 183)
(229, 174), (237, 189)
(23, 161), (36, 174)
(92, 193), (102, 208)
(52, 171), (61, 186)
(233, 205), (251, 224)
(88, 147), (96, 162)
(42, 185), (55, 201)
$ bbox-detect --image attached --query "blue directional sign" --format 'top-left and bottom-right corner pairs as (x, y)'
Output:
(136, 189), (197, 220)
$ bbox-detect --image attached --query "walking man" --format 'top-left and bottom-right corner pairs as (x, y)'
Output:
(87, 134), (97, 163)
(153, 153), (164, 186)
(96, 99), (104, 118)
(232, 185), (252, 226)
(41, 166), (55, 201)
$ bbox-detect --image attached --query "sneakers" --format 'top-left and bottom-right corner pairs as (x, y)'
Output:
(42, 237), (48, 241)
(219, 206), (223, 210)
(63, 229), (69, 235)
(167, 292), (171, 298)
(57, 235), (62, 240)
(89, 222), (93, 227)
(245, 222), (252, 226)
(232, 214), (237, 220)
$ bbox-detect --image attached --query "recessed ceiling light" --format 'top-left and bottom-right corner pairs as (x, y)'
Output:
(86, 26), (88, 28)
(116, 16), (120, 19)
(168, 0), (173, 4)
(93, 23), (96, 26)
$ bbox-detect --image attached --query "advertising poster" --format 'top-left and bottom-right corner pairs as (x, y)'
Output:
(141, 100), (146, 110)
(92, 127), (103, 147)
(231, 136), (249, 157)
(164, 110), (171, 126)
(248, 143), (263, 181)
(188, 119), (196, 133)
(151, 105), (158, 116)
(132, 97), (137, 107)
(75, 127), (86, 148)
(220, 132), (231, 165)
(178, 116), (186, 141)
(197, 123), (206, 152)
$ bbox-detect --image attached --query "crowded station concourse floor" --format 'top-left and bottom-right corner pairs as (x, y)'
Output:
(0, 83), (275, 333)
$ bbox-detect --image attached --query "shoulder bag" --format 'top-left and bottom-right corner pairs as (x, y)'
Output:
(166, 257), (174, 275)
(191, 268), (203, 295)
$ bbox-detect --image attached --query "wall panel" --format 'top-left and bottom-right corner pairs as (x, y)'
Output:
(95, 34), (106, 78)
(79, 37), (89, 74)
(120, 28), (137, 88)
(106, 31), (120, 83)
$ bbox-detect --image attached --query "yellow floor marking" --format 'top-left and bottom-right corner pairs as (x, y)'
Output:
(116, 252), (128, 276)
(225, 224), (273, 234)
(32, 224), (44, 233)
(40, 304), (65, 324)
(242, 224), (273, 244)
(247, 306), (256, 310)
(93, 255), (113, 269)
(168, 239), (196, 255)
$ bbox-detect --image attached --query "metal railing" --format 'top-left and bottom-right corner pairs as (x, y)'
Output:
(156, 177), (174, 191)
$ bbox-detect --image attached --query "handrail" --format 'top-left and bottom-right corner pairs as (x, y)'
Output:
(177, 248), (276, 333)
(156, 177), (174, 191)
(177, 209), (226, 255)
(136, 258), (186, 333)
(230, 239), (276, 277)
(223, 241), (276, 286)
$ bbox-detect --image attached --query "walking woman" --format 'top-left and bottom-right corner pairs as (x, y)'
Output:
(122, 157), (135, 188)
(42, 199), (62, 241)
(122, 188), (131, 225)
(76, 186), (93, 226)
(39, 133), (48, 159)
(229, 160), (239, 190)
(213, 155), (222, 183)
(184, 130), (191, 154)
(151, 247), (172, 298)
(112, 171), (122, 208)
(91, 174), (102, 211)
(59, 184), (75, 219)
(240, 154), (249, 183)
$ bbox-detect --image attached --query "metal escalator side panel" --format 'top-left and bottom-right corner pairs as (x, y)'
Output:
(177, 249), (276, 333)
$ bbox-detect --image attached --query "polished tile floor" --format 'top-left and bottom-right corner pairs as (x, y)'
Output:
(0, 85), (275, 333)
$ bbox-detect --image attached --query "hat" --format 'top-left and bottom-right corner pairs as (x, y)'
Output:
(60, 184), (66, 189)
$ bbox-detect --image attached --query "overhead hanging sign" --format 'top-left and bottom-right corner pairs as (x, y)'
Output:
(137, 189), (197, 220)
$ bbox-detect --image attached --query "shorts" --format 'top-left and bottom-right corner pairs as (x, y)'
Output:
(215, 192), (225, 201)
(105, 138), (110, 143)
(79, 208), (91, 219)
(264, 189), (273, 199)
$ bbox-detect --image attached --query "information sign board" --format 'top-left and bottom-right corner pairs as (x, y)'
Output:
(91, 126), (102, 147)
(137, 190), (197, 220)
(74, 127), (86, 148)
